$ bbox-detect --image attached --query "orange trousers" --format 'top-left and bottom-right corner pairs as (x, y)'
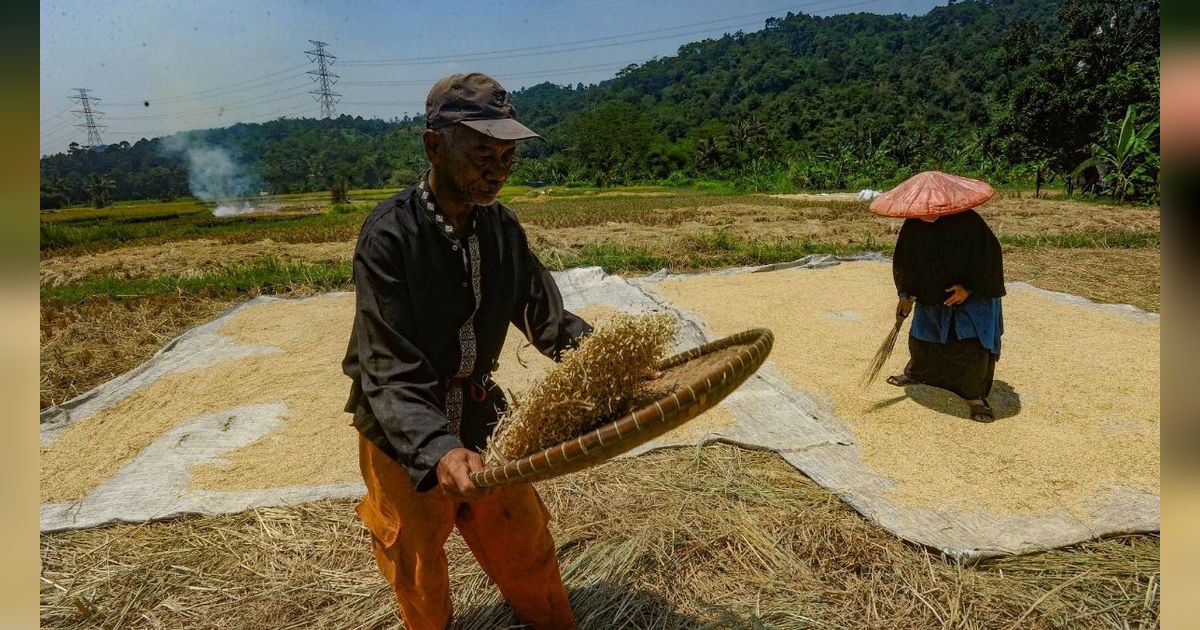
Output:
(355, 436), (575, 630)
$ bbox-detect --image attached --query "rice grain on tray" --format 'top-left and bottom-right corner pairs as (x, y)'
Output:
(484, 313), (677, 466)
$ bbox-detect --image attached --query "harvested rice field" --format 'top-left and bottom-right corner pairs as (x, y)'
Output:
(39, 188), (1161, 627)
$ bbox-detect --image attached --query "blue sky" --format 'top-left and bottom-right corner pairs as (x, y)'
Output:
(40, 0), (946, 155)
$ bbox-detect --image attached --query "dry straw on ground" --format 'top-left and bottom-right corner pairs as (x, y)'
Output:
(40, 238), (354, 288)
(39, 294), (232, 409)
(655, 260), (1159, 519)
(1003, 246), (1160, 312)
(39, 445), (1159, 629)
(485, 312), (677, 466)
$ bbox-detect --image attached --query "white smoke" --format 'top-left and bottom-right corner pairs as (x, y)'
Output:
(163, 136), (269, 216)
(212, 203), (261, 217)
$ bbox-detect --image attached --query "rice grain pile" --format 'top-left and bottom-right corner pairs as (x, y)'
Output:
(484, 313), (677, 466)
(654, 260), (1160, 519)
(40, 294), (359, 501)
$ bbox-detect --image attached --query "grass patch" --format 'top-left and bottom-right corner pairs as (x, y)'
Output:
(512, 193), (741, 229)
(678, 235), (870, 270)
(330, 202), (374, 215)
(40, 209), (366, 252)
(545, 243), (671, 274)
(40, 200), (211, 224)
(1000, 231), (1160, 249)
(537, 236), (875, 275)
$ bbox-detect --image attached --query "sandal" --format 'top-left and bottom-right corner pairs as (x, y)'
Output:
(969, 400), (994, 423)
(886, 374), (916, 387)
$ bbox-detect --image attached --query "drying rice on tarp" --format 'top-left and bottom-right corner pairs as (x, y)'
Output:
(485, 313), (677, 466)
(39, 261), (1158, 558)
(651, 259), (1159, 520)
(38, 300), (659, 500)
(40, 293), (357, 503)
(39, 269), (766, 533)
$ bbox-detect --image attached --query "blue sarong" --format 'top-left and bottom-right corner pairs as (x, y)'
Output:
(909, 295), (1003, 357)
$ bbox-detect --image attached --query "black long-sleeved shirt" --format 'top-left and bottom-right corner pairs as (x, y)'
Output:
(342, 179), (591, 491)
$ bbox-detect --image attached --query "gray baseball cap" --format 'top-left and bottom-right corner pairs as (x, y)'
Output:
(424, 72), (542, 141)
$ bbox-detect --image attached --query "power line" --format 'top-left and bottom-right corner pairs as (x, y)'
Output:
(340, 0), (881, 67)
(41, 105), (74, 125)
(339, 101), (427, 107)
(338, 58), (647, 88)
(40, 119), (86, 154)
(102, 87), (312, 121)
(102, 102), (316, 139)
(70, 88), (106, 149)
(41, 124), (78, 142)
(247, 101), (318, 122)
(40, 116), (78, 138)
(306, 40), (341, 118)
(39, 129), (80, 153)
(104, 63), (312, 107)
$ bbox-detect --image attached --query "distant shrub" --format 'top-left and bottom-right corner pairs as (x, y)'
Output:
(657, 171), (693, 187)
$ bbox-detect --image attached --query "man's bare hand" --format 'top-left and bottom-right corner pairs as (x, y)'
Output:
(436, 448), (488, 502)
(896, 296), (915, 319)
(944, 284), (970, 306)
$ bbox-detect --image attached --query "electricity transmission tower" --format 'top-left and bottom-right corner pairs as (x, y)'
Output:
(305, 40), (341, 118)
(70, 88), (106, 149)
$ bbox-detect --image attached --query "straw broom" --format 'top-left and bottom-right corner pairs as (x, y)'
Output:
(860, 296), (914, 387)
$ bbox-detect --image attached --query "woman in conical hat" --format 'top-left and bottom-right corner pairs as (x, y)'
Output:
(871, 171), (1005, 422)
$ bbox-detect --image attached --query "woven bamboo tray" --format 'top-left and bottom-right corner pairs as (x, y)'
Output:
(471, 328), (774, 488)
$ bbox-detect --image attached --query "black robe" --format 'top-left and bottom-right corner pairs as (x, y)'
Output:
(893, 209), (1004, 401)
(342, 180), (592, 490)
(892, 209), (1006, 305)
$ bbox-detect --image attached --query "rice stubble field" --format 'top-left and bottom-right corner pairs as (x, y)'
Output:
(39, 187), (1160, 628)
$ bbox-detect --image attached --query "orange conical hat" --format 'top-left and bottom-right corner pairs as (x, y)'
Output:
(869, 171), (994, 218)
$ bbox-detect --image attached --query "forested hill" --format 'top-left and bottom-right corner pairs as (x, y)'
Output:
(40, 0), (1159, 207)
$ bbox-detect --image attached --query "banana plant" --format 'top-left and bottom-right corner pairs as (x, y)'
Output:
(85, 174), (115, 209)
(1073, 104), (1159, 202)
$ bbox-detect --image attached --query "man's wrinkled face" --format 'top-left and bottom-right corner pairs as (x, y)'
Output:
(429, 124), (516, 206)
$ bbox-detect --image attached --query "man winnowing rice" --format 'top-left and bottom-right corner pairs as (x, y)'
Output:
(871, 171), (1006, 422)
(341, 73), (590, 630)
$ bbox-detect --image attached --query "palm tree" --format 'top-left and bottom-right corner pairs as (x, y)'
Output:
(1072, 105), (1158, 202)
(693, 137), (721, 173)
(85, 174), (115, 209)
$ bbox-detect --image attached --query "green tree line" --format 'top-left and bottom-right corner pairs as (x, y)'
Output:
(40, 0), (1158, 209)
